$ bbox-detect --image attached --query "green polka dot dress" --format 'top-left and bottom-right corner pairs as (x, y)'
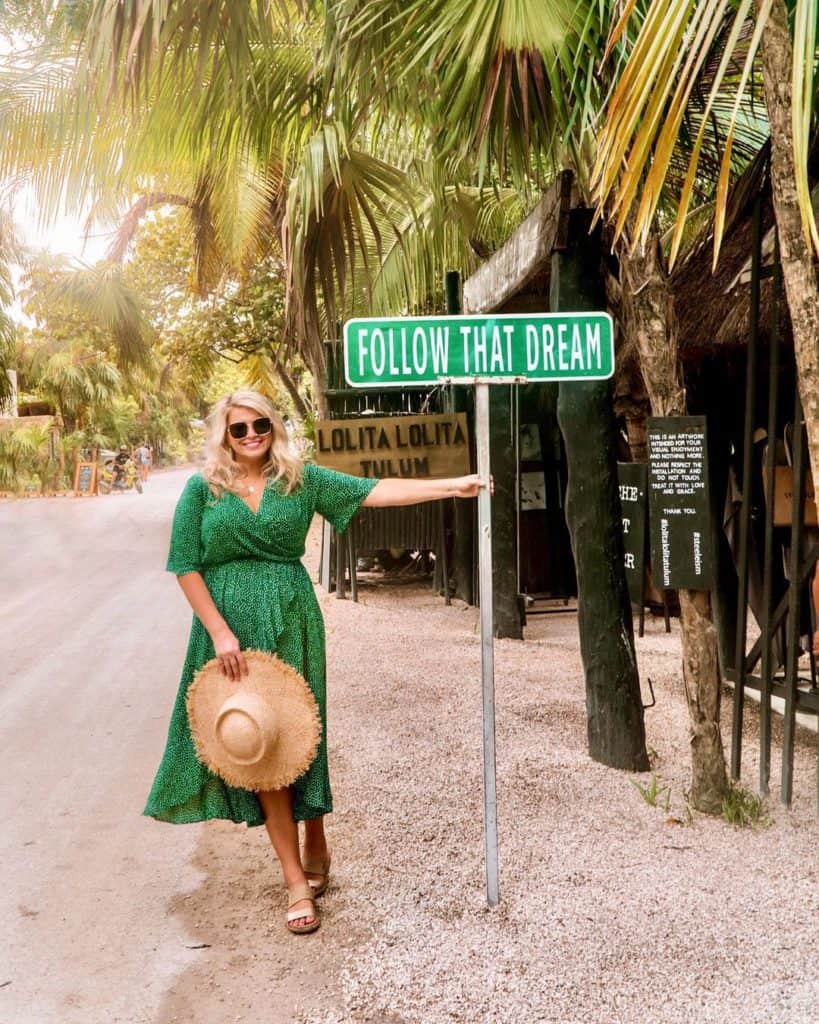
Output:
(144, 463), (378, 827)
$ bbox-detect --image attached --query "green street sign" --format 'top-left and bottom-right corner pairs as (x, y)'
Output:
(344, 312), (614, 387)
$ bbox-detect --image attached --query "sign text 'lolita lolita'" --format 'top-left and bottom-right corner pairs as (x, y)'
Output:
(314, 413), (470, 479)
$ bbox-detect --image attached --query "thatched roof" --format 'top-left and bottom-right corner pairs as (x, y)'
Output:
(462, 142), (815, 361)
(673, 142), (819, 357)
(673, 210), (781, 356)
(671, 146), (778, 355)
(462, 173), (579, 314)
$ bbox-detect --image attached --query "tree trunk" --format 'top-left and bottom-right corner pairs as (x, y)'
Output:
(275, 363), (311, 421)
(620, 234), (728, 813)
(679, 589), (727, 811)
(305, 348), (329, 420)
(760, 0), (819, 489)
(553, 210), (649, 772)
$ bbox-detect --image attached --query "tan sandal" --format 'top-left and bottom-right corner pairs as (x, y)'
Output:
(286, 883), (320, 935)
(303, 852), (331, 898)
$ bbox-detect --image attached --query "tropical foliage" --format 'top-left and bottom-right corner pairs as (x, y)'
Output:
(0, 421), (54, 492)
(0, 0), (534, 410)
(2, 0), (814, 810)
(4, 210), (292, 491)
(593, 0), (817, 267)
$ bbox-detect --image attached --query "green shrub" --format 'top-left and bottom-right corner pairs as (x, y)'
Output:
(722, 784), (769, 828)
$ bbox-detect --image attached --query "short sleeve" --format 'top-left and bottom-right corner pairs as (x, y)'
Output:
(166, 474), (208, 575)
(307, 463), (379, 534)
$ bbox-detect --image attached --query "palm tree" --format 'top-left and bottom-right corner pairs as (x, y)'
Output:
(20, 335), (121, 434)
(588, 0), (819, 807)
(326, 0), (770, 804)
(64, 0), (753, 803)
(593, 0), (819, 488)
(18, 255), (152, 373)
(2, 2), (528, 415)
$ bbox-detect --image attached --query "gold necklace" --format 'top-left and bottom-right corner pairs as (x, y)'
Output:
(242, 477), (263, 494)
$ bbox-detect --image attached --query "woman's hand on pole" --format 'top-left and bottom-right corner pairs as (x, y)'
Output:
(452, 473), (494, 499)
(363, 473), (494, 507)
(211, 627), (248, 682)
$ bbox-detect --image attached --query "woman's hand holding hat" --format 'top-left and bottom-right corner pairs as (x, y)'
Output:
(187, 651), (321, 791)
(211, 627), (248, 681)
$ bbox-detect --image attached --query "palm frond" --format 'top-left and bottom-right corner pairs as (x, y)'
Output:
(593, 0), (819, 267)
(331, 0), (586, 187)
(26, 258), (154, 369)
(84, 0), (287, 98)
(367, 172), (530, 316)
(283, 122), (414, 377)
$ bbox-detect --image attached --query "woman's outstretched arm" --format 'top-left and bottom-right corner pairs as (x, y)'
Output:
(362, 474), (490, 507)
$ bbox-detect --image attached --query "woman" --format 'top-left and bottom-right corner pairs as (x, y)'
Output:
(144, 390), (487, 934)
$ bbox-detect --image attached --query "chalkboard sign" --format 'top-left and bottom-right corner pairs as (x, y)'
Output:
(74, 461), (97, 496)
(647, 416), (713, 590)
(617, 462), (648, 605)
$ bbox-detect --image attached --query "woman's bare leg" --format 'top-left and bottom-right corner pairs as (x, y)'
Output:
(257, 788), (315, 927)
(303, 816), (329, 887)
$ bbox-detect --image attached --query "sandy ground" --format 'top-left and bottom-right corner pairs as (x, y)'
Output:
(1, 467), (818, 1024)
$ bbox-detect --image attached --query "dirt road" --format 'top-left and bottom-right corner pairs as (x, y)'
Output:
(1, 471), (338, 1023)
(2, 469), (817, 1024)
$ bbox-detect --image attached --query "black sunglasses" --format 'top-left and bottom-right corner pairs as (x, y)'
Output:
(228, 417), (272, 440)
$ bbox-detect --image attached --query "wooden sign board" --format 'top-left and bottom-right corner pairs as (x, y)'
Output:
(647, 416), (713, 591)
(314, 413), (470, 479)
(617, 462), (648, 606)
(74, 461), (97, 496)
(764, 464), (818, 526)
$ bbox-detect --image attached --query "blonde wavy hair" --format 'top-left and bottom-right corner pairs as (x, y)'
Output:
(203, 390), (303, 497)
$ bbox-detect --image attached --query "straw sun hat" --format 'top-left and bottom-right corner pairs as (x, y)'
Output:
(187, 650), (321, 791)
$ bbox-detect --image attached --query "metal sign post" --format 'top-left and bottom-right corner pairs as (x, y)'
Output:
(475, 380), (499, 905)
(342, 313), (615, 908)
(445, 375), (525, 906)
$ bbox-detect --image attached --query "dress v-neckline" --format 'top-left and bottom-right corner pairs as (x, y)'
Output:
(235, 482), (266, 517)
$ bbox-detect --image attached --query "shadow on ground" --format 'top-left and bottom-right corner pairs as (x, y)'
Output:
(152, 820), (342, 1024)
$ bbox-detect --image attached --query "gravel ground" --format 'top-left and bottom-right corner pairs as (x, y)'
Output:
(7, 471), (816, 1024)
(165, 520), (818, 1024)
(288, 583), (818, 1024)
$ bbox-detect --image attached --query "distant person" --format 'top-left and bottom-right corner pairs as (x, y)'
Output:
(112, 444), (130, 487)
(135, 441), (151, 483)
(144, 389), (490, 935)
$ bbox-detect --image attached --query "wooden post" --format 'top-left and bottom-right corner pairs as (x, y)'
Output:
(552, 208), (649, 771)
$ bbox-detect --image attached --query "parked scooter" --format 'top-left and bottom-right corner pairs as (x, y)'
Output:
(98, 454), (143, 494)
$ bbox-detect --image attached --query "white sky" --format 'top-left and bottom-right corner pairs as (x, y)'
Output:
(13, 187), (111, 263)
(8, 189), (113, 324)
(1, 32), (112, 321)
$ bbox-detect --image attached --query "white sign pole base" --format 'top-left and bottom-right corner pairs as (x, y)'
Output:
(475, 381), (499, 906)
